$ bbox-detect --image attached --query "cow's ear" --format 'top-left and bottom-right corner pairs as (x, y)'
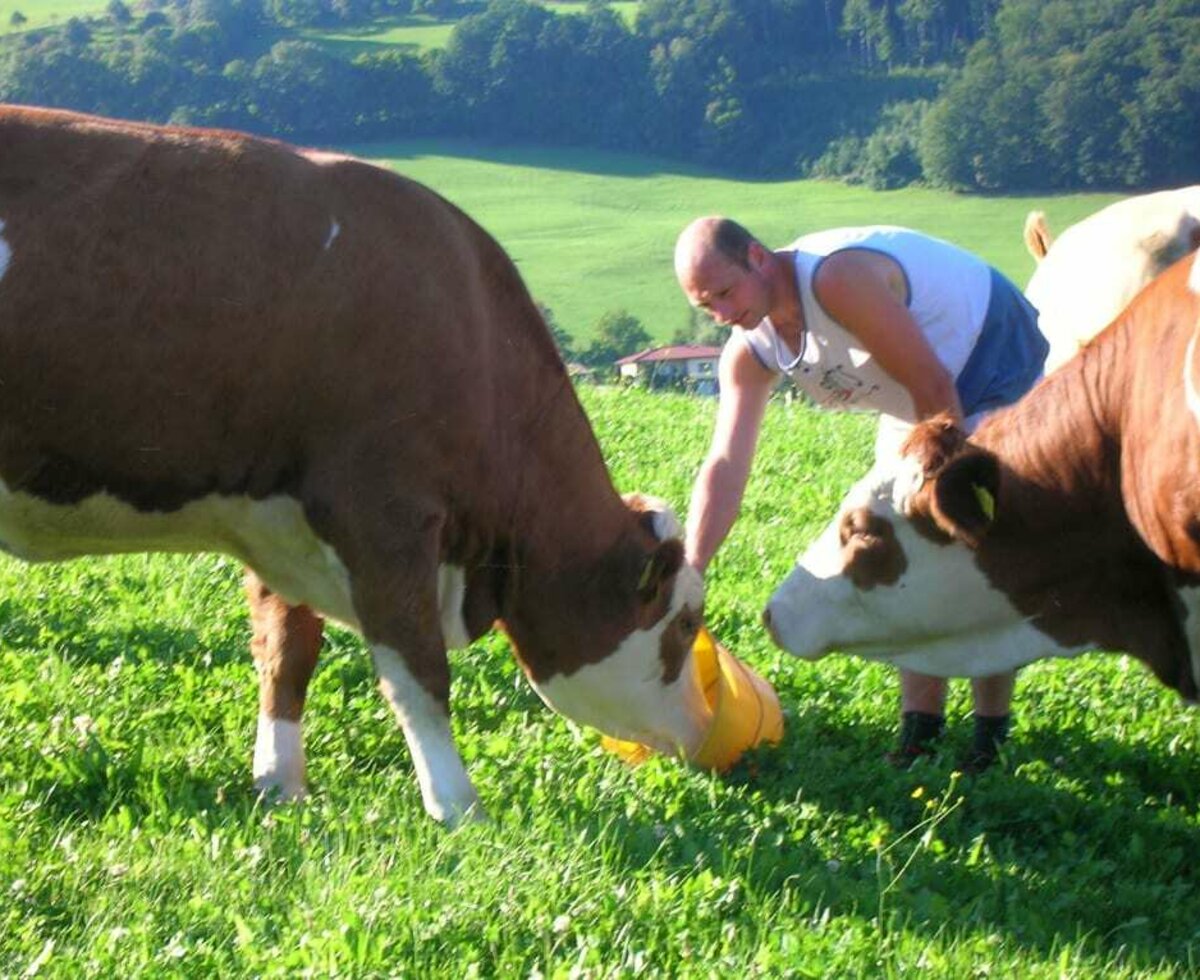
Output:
(623, 492), (683, 542)
(900, 413), (969, 480)
(637, 539), (684, 603)
(930, 449), (1000, 548)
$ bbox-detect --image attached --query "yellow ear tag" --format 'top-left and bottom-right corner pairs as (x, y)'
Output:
(972, 483), (996, 521)
(637, 560), (654, 592)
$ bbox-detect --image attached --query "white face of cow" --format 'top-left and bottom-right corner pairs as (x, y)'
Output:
(762, 431), (1073, 677)
(530, 496), (713, 758)
(533, 561), (710, 756)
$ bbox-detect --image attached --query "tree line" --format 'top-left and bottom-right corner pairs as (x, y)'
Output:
(4, 0), (1198, 193)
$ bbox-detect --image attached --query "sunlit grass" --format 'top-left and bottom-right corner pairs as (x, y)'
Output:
(543, 0), (638, 24)
(2, 388), (1198, 976)
(303, 1), (637, 56)
(301, 14), (456, 56)
(0, 0), (104, 33)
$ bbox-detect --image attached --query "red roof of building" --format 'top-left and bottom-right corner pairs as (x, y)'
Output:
(616, 344), (722, 366)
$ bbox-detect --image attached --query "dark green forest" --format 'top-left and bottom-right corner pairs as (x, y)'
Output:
(6, 0), (1199, 191)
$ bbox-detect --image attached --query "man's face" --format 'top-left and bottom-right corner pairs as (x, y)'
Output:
(677, 243), (770, 330)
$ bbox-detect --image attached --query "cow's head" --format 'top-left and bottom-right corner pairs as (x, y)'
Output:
(510, 494), (712, 759)
(762, 417), (1067, 677)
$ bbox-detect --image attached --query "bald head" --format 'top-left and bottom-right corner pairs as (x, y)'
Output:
(674, 217), (759, 283)
(674, 217), (780, 330)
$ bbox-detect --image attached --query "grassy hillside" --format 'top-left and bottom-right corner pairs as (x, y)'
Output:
(302, 2), (638, 54)
(6, 2), (636, 44)
(300, 14), (458, 56)
(0, 0), (104, 32)
(353, 140), (1121, 342)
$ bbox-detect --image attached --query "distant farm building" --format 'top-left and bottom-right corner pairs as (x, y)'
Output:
(616, 344), (722, 394)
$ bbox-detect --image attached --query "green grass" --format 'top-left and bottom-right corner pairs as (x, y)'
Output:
(543, 0), (639, 24)
(2, 387), (1199, 976)
(301, 15), (457, 57)
(0, 0), (104, 32)
(304, 2), (638, 56)
(350, 139), (1121, 343)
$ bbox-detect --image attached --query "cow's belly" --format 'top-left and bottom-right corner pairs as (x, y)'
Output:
(0, 481), (359, 626)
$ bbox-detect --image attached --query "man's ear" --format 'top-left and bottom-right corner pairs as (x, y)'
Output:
(637, 539), (684, 604)
(930, 449), (1000, 548)
(746, 240), (769, 270)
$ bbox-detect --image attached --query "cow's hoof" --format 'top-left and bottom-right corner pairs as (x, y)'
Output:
(428, 794), (488, 829)
(254, 778), (308, 804)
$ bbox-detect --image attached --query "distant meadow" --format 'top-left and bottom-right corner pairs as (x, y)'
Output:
(300, 2), (639, 55)
(355, 141), (1120, 343)
(0, 0), (121, 31)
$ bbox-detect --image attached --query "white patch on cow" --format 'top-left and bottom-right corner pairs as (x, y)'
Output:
(890, 455), (927, 518)
(1028, 186), (1200, 373)
(0, 482), (358, 626)
(437, 564), (470, 650)
(531, 562), (711, 757)
(648, 507), (683, 542)
(1174, 583), (1200, 702)
(323, 219), (340, 251)
(1185, 331), (1200, 428)
(0, 221), (10, 282)
(252, 714), (306, 801)
(766, 466), (1091, 676)
(371, 644), (482, 826)
(623, 492), (684, 541)
(304, 149), (351, 167)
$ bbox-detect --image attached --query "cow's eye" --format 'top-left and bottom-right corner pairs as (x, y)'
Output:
(678, 609), (700, 635)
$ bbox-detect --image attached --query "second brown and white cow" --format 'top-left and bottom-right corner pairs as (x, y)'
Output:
(0, 105), (712, 826)
(1024, 185), (1200, 372)
(763, 251), (1200, 703)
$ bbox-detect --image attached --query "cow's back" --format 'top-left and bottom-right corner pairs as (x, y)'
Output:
(0, 106), (546, 514)
(1027, 187), (1200, 373)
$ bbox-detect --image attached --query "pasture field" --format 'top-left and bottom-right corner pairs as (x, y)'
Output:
(352, 140), (1122, 343)
(301, 15), (458, 57)
(302, 1), (639, 54)
(2, 385), (1199, 977)
(0, 0), (102, 32)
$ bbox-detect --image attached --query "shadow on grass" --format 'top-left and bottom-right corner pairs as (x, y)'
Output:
(632, 701), (1200, 968)
(0, 594), (245, 669)
(345, 137), (725, 181)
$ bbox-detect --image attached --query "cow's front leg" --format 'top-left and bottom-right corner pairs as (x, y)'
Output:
(371, 642), (482, 827)
(1172, 578), (1200, 703)
(324, 476), (483, 826)
(245, 570), (325, 800)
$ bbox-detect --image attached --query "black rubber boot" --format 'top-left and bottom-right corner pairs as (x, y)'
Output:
(884, 711), (945, 769)
(958, 714), (1011, 774)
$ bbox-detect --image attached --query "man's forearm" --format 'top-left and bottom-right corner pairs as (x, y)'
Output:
(685, 457), (749, 573)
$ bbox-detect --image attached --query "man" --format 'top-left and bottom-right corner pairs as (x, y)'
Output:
(675, 217), (1049, 771)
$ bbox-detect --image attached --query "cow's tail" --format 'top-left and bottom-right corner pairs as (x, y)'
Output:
(1023, 210), (1052, 260)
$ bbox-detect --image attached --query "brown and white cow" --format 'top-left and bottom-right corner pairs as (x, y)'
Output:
(763, 251), (1200, 703)
(0, 105), (711, 826)
(1024, 186), (1200, 372)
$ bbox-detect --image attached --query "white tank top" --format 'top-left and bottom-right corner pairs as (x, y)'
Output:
(740, 226), (993, 421)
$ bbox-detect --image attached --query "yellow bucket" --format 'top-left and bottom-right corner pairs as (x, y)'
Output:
(601, 627), (784, 772)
